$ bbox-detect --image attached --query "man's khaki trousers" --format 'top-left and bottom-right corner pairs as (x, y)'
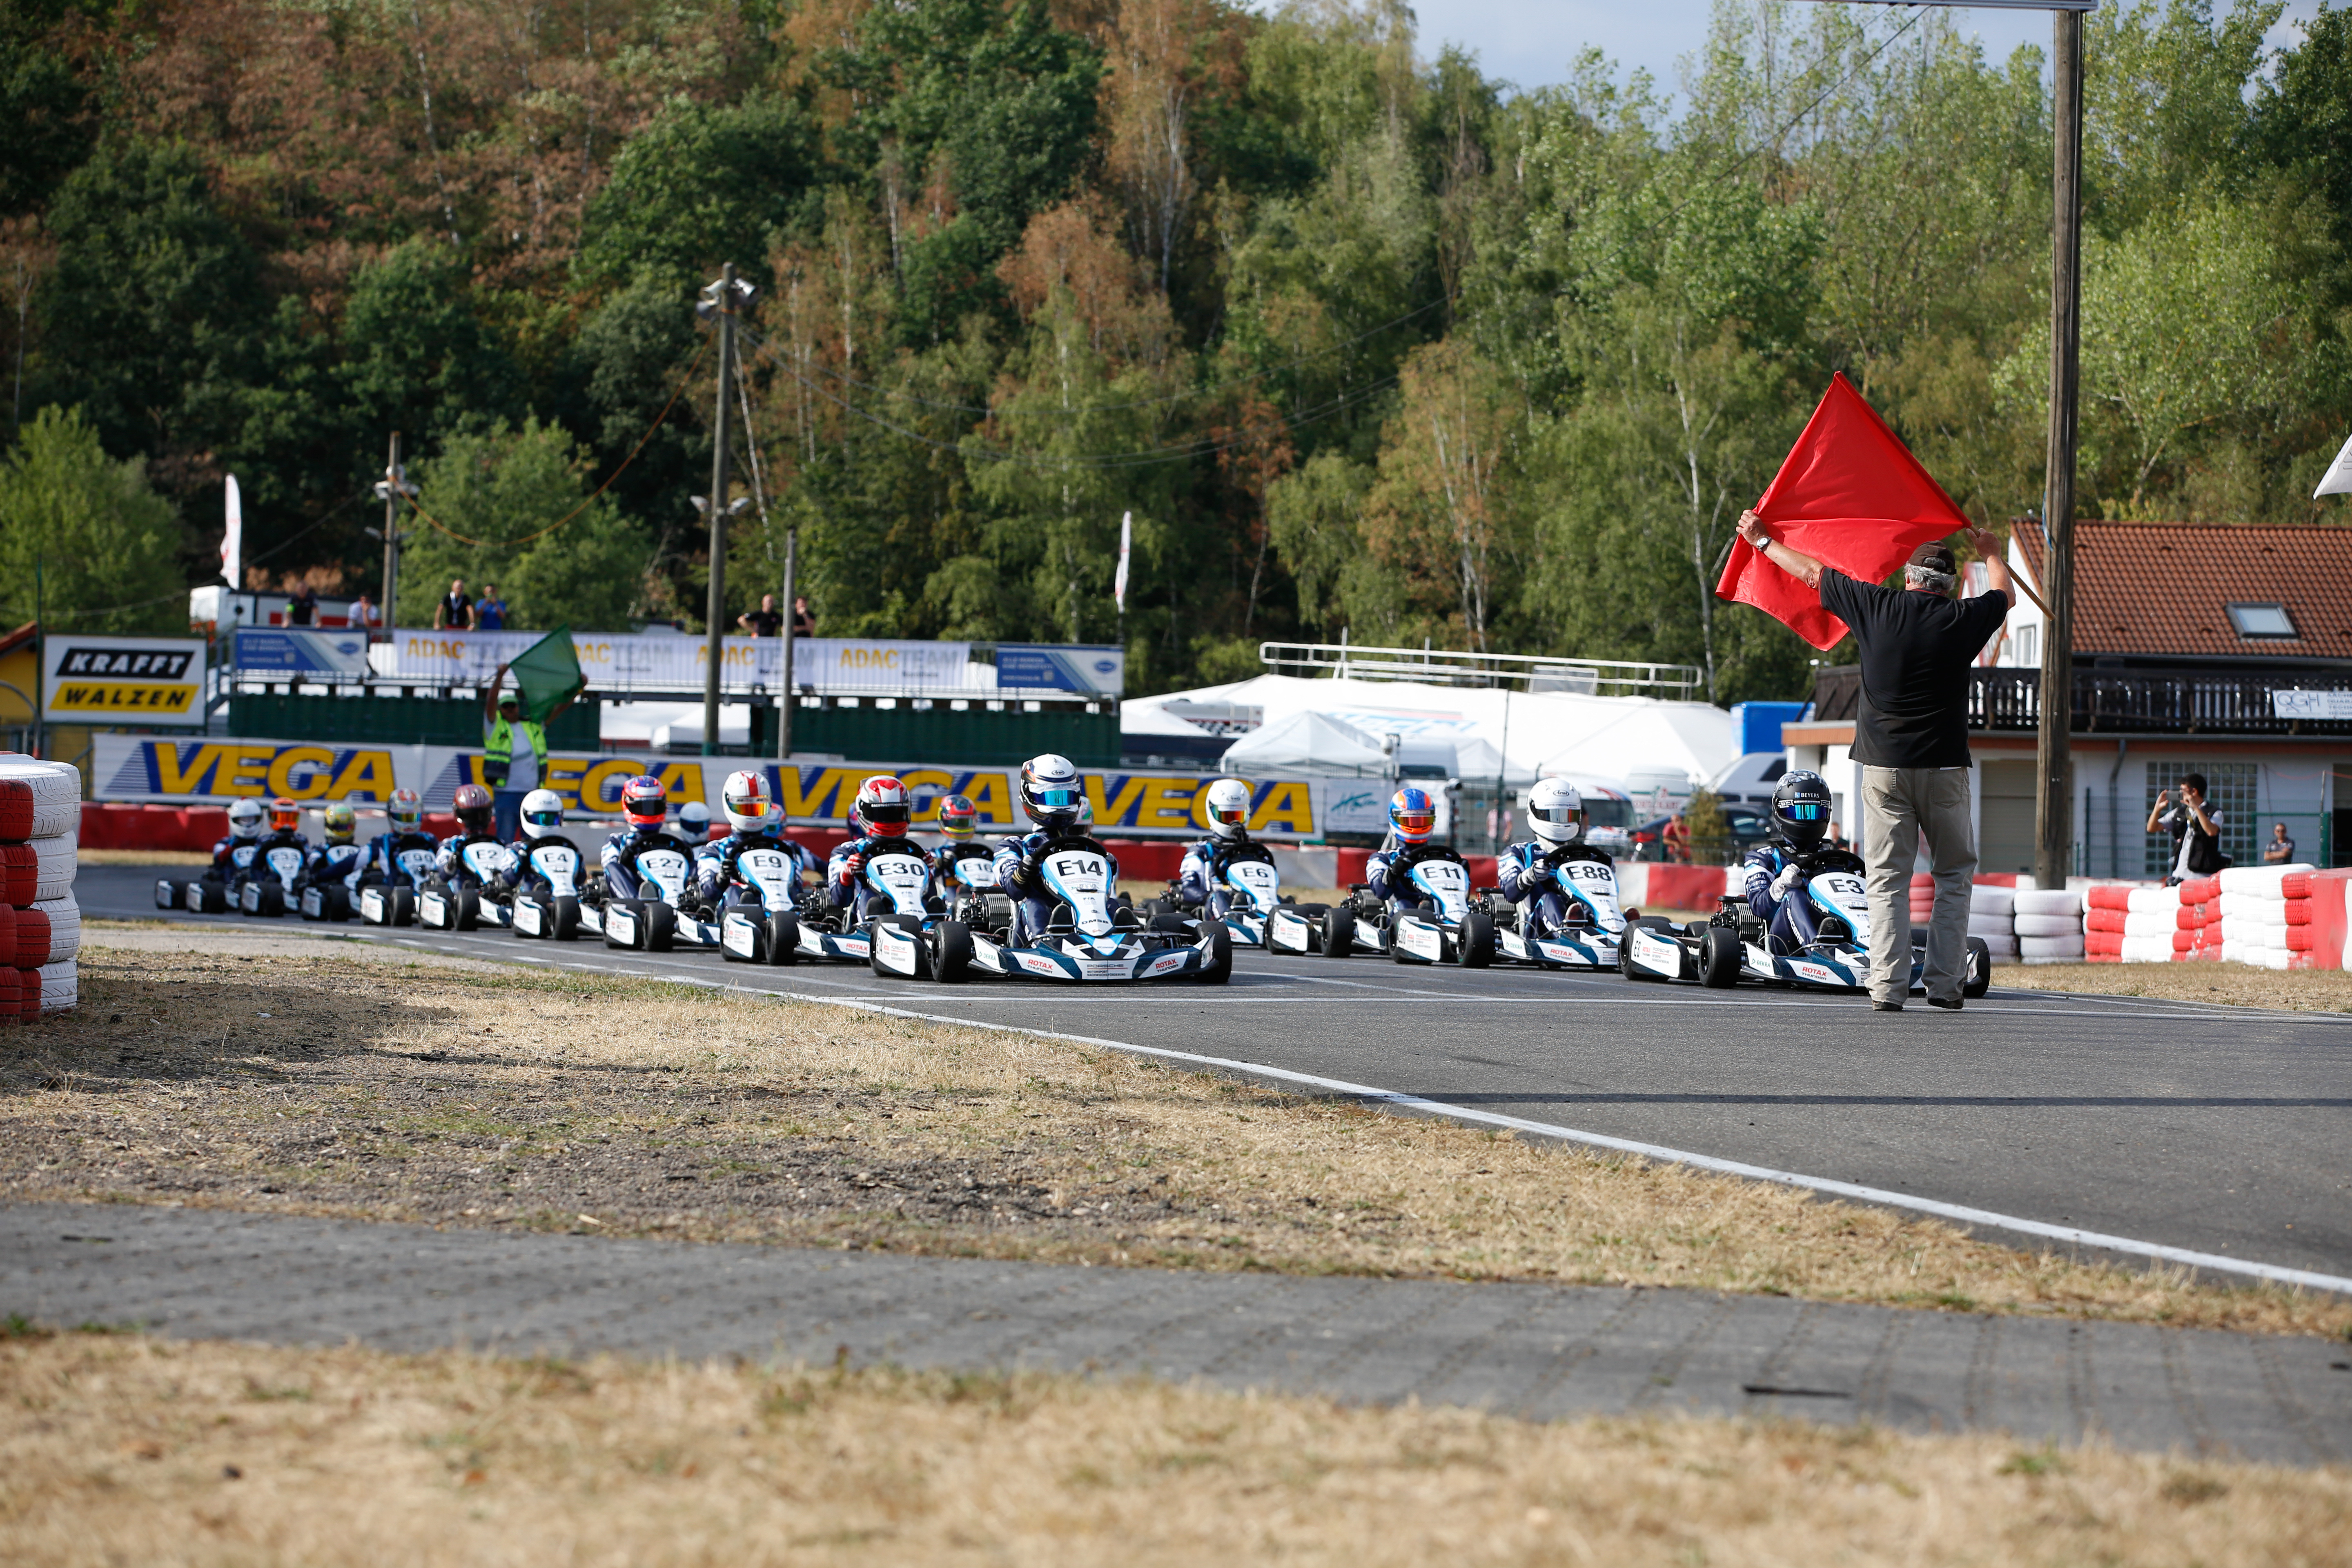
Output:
(1861, 766), (1976, 1006)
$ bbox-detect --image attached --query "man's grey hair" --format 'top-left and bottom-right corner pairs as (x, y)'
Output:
(1904, 564), (1956, 594)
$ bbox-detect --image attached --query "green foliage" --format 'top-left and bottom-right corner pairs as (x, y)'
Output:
(341, 240), (521, 452)
(399, 420), (650, 632)
(0, 406), (183, 633)
(575, 94), (824, 290)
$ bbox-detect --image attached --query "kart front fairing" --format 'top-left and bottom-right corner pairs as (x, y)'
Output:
(716, 843), (806, 957)
(238, 843), (309, 913)
(1363, 856), (1475, 963)
(511, 841), (584, 936)
(1737, 868), (1898, 988)
(1214, 858), (1281, 946)
(1497, 855), (1624, 969)
(970, 846), (1205, 981)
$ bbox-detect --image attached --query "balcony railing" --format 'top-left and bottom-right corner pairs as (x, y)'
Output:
(1808, 665), (2352, 735)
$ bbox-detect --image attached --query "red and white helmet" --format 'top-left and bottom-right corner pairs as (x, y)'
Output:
(620, 774), (668, 829)
(855, 774), (910, 837)
(722, 769), (774, 833)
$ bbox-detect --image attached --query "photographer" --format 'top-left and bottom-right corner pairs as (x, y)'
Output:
(2146, 773), (2227, 886)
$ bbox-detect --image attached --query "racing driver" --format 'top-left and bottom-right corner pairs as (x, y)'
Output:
(1365, 786), (1465, 915)
(436, 784), (502, 878)
(1496, 778), (1615, 938)
(597, 775), (682, 900)
(199, 796), (268, 893)
(1176, 777), (1273, 917)
(828, 775), (926, 919)
(1742, 770), (1864, 953)
(991, 754), (1119, 944)
(356, 789), (437, 888)
(928, 793), (995, 889)
(691, 770), (807, 914)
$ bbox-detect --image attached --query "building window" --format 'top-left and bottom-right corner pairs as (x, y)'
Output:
(2224, 602), (2297, 639)
(2143, 761), (2256, 877)
(2013, 624), (2038, 666)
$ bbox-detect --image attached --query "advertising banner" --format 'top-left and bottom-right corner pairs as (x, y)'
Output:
(995, 643), (1125, 697)
(367, 629), (982, 693)
(231, 627), (372, 677)
(2272, 688), (2352, 722)
(42, 635), (208, 726)
(90, 734), (1330, 840)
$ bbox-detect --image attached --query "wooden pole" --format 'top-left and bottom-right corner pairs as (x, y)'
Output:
(775, 526), (796, 765)
(701, 263), (735, 759)
(2035, 10), (2083, 890)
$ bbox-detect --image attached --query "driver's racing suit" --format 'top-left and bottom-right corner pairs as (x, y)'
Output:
(1742, 843), (1867, 954)
(229, 829), (310, 891)
(356, 828), (441, 888)
(931, 840), (997, 902)
(692, 829), (811, 914)
(503, 832), (586, 900)
(200, 834), (264, 889)
(1176, 833), (1273, 916)
(991, 830), (1121, 944)
(827, 832), (932, 920)
(599, 824), (688, 902)
(1366, 838), (1466, 916)
(1496, 840), (1617, 938)
(298, 840), (366, 898)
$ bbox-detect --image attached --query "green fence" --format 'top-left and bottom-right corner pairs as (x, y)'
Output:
(227, 692), (603, 750)
(751, 703), (1119, 767)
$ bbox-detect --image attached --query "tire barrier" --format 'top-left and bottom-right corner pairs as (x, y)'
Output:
(2078, 865), (2351, 971)
(0, 757), (79, 1018)
(2011, 886), (2083, 963)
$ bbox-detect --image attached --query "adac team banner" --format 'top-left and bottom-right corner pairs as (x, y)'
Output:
(364, 630), (983, 693)
(42, 635), (208, 726)
(89, 734), (1325, 839)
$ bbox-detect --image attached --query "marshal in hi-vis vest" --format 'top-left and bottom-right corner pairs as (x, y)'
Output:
(483, 715), (548, 786)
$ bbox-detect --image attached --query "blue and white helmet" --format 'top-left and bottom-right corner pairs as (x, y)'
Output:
(1020, 753), (1083, 832)
(1389, 786), (1435, 846)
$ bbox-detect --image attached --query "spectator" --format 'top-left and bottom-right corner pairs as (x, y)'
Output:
(349, 592), (381, 634)
(435, 579), (473, 630)
(791, 595), (816, 638)
(475, 583), (508, 631)
(286, 584), (318, 626)
(2263, 821), (2296, 864)
(481, 661), (580, 842)
(2145, 775), (2227, 885)
(1662, 813), (1690, 864)
(1828, 818), (1849, 851)
(738, 592), (784, 637)
(1735, 512), (2011, 1012)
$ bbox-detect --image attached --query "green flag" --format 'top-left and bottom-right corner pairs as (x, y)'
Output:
(508, 625), (586, 725)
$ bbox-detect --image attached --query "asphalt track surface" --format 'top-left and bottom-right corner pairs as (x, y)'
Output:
(76, 864), (2352, 1285)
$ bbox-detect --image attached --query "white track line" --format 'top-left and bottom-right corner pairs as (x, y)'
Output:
(682, 982), (2352, 1298)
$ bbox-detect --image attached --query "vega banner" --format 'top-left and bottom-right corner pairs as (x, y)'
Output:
(42, 635), (208, 726)
(364, 630), (982, 693)
(89, 735), (1329, 840)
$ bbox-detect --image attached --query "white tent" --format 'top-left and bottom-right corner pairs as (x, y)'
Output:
(1218, 710), (1388, 775)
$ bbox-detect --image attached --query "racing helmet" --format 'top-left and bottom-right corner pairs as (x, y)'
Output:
(268, 796), (301, 835)
(1771, 770), (1833, 855)
(678, 800), (712, 840)
(321, 802), (357, 845)
(1020, 753), (1083, 833)
(1203, 777), (1251, 841)
(1526, 778), (1585, 846)
(722, 770), (774, 834)
(1388, 786), (1436, 846)
(452, 783), (494, 837)
(521, 788), (566, 835)
(936, 793), (978, 840)
(227, 797), (265, 840)
(856, 775), (911, 838)
(386, 788), (423, 833)
(620, 775), (667, 829)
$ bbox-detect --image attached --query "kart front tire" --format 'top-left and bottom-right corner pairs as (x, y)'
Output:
(640, 901), (677, 953)
(256, 883), (286, 918)
(392, 887), (416, 927)
(1322, 908), (1354, 957)
(1195, 924), (1232, 985)
(552, 895), (580, 941)
(931, 919), (973, 983)
(1699, 926), (1741, 989)
(764, 911), (799, 966)
(1963, 935), (1992, 998)
(1459, 910), (1494, 969)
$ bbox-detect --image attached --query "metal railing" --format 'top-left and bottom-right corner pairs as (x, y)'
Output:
(1259, 641), (1706, 697)
(1809, 665), (2352, 735)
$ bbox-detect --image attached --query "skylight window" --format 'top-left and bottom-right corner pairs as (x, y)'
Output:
(2225, 602), (2298, 639)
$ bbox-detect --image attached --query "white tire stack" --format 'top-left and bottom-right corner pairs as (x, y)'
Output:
(0, 757), (81, 1018)
(1967, 882), (2021, 962)
(2215, 864), (2320, 970)
(2012, 887), (2085, 963)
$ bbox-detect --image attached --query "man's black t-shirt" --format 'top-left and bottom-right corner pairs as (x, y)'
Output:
(440, 592), (473, 630)
(1818, 569), (2008, 769)
(743, 608), (783, 637)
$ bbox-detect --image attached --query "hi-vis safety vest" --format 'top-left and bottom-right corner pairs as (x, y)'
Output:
(484, 715), (548, 777)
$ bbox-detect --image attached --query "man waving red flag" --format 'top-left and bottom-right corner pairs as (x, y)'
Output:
(1714, 372), (1969, 650)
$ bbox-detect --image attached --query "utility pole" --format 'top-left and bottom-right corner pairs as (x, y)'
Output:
(2036, 9), (2085, 891)
(699, 264), (743, 759)
(367, 434), (414, 641)
(775, 525), (797, 764)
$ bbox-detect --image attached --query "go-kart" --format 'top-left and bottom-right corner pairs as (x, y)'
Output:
(578, 841), (698, 951)
(296, 843), (365, 922)
(1330, 855), (1494, 967)
(1489, 855), (1625, 969)
(1147, 849), (1298, 949)
(509, 840), (586, 940)
(358, 845), (438, 926)
(237, 842), (310, 917)
(715, 841), (806, 966)
(969, 840), (1227, 983)
(1620, 861), (1992, 997)
(864, 849), (977, 982)
(157, 842), (261, 914)
(419, 840), (520, 931)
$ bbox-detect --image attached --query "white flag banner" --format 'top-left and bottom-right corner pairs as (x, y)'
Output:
(221, 474), (243, 588)
(2314, 431), (2352, 497)
(1114, 510), (1131, 611)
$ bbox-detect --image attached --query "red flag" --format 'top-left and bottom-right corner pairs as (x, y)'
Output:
(1714, 373), (1969, 650)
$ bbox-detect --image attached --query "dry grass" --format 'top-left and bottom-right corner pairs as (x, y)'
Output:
(2, 1328), (2345, 1568)
(10, 929), (2345, 1341)
(2017, 960), (2352, 1012)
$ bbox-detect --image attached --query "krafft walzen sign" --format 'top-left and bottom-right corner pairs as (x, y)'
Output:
(42, 635), (208, 726)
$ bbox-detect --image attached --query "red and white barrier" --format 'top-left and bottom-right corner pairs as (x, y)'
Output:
(0, 757), (80, 1018)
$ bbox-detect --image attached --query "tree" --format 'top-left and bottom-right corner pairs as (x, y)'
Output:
(575, 93), (824, 290)
(0, 406), (183, 633)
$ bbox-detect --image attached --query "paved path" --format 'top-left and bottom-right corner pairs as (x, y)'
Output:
(9, 1202), (2349, 1463)
(84, 864), (2352, 1280)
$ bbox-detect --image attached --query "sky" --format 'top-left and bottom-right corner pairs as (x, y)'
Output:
(1394, 1), (2330, 98)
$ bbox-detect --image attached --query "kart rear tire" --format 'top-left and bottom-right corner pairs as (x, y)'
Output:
(1963, 935), (1992, 998)
(1699, 926), (1741, 989)
(764, 911), (799, 965)
(392, 887), (416, 927)
(1195, 924), (1232, 985)
(931, 919), (973, 983)
(1321, 907), (1354, 958)
(640, 901), (677, 953)
(1149, 911), (1193, 935)
(1458, 910), (1494, 968)
(552, 895), (580, 941)
(322, 886), (352, 923)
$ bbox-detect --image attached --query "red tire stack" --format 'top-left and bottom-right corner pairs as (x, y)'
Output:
(0, 758), (83, 1020)
(2177, 874), (2224, 960)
